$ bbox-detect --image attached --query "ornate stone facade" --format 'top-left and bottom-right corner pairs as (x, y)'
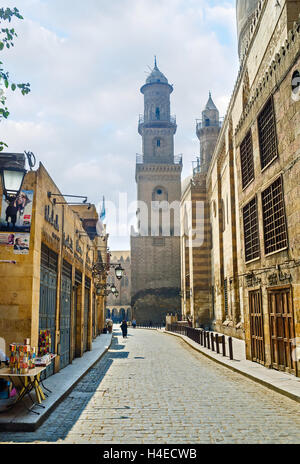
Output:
(184, 0), (300, 376)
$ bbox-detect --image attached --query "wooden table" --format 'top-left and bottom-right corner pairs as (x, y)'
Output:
(0, 366), (48, 415)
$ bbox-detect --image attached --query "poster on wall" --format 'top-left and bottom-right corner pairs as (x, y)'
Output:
(0, 233), (15, 246)
(0, 190), (34, 233)
(13, 233), (30, 254)
(0, 190), (34, 255)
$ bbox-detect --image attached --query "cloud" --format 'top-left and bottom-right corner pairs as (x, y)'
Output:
(1, 0), (238, 249)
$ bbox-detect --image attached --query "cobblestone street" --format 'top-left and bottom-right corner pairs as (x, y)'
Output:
(1, 328), (300, 444)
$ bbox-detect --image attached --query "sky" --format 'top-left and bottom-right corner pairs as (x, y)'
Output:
(1, 0), (239, 250)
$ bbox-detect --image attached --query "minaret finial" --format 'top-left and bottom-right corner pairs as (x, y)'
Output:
(154, 55), (157, 68)
(209, 90), (212, 98)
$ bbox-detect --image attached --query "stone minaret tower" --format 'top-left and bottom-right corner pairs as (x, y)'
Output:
(196, 92), (221, 173)
(182, 93), (221, 327)
(131, 59), (182, 324)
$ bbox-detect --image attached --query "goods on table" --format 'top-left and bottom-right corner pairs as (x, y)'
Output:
(38, 330), (51, 356)
(34, 354), (53, 366)
(9, 340), (36, 374)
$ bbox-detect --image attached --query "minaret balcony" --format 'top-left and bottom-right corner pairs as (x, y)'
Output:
(138, 114), (177, 133)
(136, 153), (182, 166)
(196, 118), (223, 138)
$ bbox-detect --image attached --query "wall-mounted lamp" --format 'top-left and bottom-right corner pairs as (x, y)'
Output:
(0, 151), (35, 201)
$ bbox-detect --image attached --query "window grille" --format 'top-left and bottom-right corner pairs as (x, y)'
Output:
(224, 278), (228, 317)
(258, 97), (278, 170)
(243, 197), (260, 262)
(240, 130), (254, 188)
(261, 177), (288, 255)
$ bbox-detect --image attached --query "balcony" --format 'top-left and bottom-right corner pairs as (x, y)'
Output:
(196, 118), (223, 135)
(136, 153), (182, 166)
(138, 114), (177, 132)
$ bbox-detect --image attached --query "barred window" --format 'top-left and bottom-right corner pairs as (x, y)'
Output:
(224, 278), (228, 317)
(261, 177), (288, 255)
(258, 97), (278, 170)
(243, 197), (260, 262)
(240, 130), (254, 188)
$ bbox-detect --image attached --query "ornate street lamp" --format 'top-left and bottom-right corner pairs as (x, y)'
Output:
(110, 284), (117, 295)
(0, 153), (27, 201)
(115, 264), (124, 281)
(1, 167), (26, 200)
(0, 152), (36, 202)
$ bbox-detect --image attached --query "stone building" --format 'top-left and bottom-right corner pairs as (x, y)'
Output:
(106, 251), (131, 322)
(131, 60), (182, 324)
(0, 162), (108, 376)
(181, 93), (221, 328)
(181, 0), (300, 376)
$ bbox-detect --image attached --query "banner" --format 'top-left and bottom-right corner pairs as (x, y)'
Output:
(0, 190), (34, 255)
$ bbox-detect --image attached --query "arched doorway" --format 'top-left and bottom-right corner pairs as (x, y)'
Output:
(112, 308), (118, 323)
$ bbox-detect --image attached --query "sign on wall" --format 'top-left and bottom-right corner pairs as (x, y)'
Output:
(0, 190), (34, 255)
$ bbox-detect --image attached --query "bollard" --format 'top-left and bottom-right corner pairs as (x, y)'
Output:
(215, 334), (219, 354)
(211, 332), (215, 351)
(203, 330), (206, 348)
(222, 335), (226, 356)
(207, 331), (210, 350)
(228, 337), (233, 360)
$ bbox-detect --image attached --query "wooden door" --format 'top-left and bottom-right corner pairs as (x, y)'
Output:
(249, 290), (265, 365)
(268, 287), (297, 375)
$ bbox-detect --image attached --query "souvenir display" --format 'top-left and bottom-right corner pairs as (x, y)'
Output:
(38, 330), (51, 356)
(9, 339), (36, 374)
(34, 354), (52, 366)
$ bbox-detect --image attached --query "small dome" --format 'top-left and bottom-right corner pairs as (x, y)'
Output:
(146, 58), (169, 84)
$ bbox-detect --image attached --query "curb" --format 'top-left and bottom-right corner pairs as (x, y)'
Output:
(163, 330), (300, 404)
(0, 334), (113, 432)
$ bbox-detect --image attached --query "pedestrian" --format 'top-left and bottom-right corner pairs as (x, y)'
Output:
(132, 319), (137, 329)
(120, 320), (128, 338)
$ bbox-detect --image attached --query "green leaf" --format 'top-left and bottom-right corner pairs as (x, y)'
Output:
(4, 79), (8, 88)
(11, 83), (16, 91)
(0, 42), (4, 50)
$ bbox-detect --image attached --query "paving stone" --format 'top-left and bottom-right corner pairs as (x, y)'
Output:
(0, 328), (300, 444)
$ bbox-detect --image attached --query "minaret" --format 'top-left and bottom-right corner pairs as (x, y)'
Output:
(138, 57), (176, 165)
(131, 59), (182, 324)
(196, 92), (221, 173)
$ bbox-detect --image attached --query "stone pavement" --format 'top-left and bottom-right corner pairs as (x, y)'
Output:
(0, 333), (112, 431)
(0, 327), (300, 444)
(164, 328), (300, 403)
